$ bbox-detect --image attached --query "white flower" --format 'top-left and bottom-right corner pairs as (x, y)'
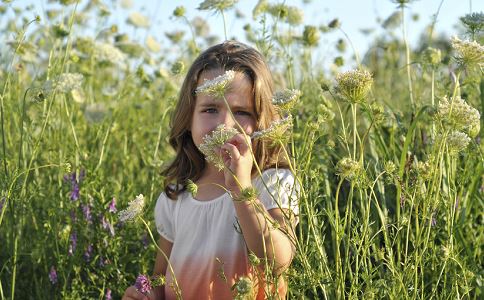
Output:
(127, 12), (150, 28)
(198, 124), (238, 170)
(272, 89), (301, 110)
(450, 36), (484, 68)
(198, 0), (239, 11)
(195, 70), (235, 99)
(445, 131), (471, 154)
(118, 194), (145, 222)
(93, 42), (126, 65)
(251, 115), (293, 143)
(436, 95), (480, 135)
(145, 35), (161, 53)
(53, 73), (84, 93)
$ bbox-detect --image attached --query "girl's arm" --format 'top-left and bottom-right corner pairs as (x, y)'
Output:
(233, 201), (296, 275)
(122, 236), (173, 300)
(151, 236), (173, 300)
(222, 134), (297, 275)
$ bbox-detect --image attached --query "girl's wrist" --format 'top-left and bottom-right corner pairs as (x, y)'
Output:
(230, 185), (258, 203)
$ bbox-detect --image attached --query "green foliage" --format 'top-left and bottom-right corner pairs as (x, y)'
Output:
(0, 1), (483, 299)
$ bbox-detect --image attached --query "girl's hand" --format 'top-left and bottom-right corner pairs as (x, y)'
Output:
(122, 286), (155, 300)
(220, 133), (253, 192)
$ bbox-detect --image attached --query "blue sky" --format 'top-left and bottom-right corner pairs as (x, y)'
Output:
(13, 0), (484, 68)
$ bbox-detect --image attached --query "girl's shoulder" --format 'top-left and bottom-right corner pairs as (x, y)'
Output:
(256, 168), (295, 183)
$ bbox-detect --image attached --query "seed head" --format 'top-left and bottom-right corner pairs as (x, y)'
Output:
(195, 70), (235, 99)
(303, 25), (319, 47)
(335, 69), (373, 104)
(336, 157), (362, 181)
(186, 179), (198, 197)
(118, 194), (145, 222)
(233, 276), (253, 299)
(198, 124), (238, 170)
(422, 47), (442, 67)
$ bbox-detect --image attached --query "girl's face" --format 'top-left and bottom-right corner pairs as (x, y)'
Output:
(191, 68), (256, 149)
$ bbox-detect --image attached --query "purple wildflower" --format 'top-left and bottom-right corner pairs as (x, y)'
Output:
(84, 244), (93, 262)
(82, 204), (92, 224)
(108, 197), (117, 213)
(70, 183), (80, 201)
(134, 274), (152, 294)
(49, 266), (58, 284)
(101, 215), (115, 236)
(105, 288), (112, 300)
(68, 232), (77, 256)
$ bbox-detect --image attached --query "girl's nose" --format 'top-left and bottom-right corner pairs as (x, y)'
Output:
(221, 110), (235, 128)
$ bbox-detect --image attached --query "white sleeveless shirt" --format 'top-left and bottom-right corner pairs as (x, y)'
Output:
(154, 168), (299, 299)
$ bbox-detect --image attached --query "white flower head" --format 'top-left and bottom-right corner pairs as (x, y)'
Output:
(445, 131), (471, 154)
(127, 12), (150, 28)
(53, 73), (84, 93)
(450, 36), (484, 68)
(436, 95), (480, 136)
(251, 115), (293, 144)
(198, 0), (239, 11)
(195, 70), (235, 99)
(272, 89), (302, 111)
(93, 42), (126, 65)
(118, 194), (145, 222)
(198, 124), (238, 170)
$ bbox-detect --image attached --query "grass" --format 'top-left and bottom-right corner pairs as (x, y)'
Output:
(0, 1), (483, 299)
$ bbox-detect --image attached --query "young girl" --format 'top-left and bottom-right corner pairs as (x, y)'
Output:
(123, 41), (299, 300)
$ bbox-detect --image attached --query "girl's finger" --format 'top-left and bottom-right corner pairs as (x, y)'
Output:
(227, 133), (251, 155)
(221, 143), (240, 161)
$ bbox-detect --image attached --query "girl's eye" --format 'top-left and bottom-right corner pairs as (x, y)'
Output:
(235, 111), (251, 116)
(203, 108), (217, 113)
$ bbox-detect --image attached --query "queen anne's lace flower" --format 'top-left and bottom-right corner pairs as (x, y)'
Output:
(198, 0), (239, 11)
(336, 157), (362, 181)
(118, 194), (145, 222)
(195, 70), (235, 99)
(450, 36), (484, 68)
(272, 89), (301, 111)
(198, 124), (238, 170)
(93, 42), (126, 64)
(127, 12), (150, 28)
(436, 95), (480, 136)
(251, 115), (293, 144)
(233, 276), (253, 299)
(445, 131), (471, 154)
(335, 69), (373, 104)
(54, 73), (84, 93)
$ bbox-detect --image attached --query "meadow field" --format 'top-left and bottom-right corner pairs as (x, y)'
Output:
(0, 0), (483, 299)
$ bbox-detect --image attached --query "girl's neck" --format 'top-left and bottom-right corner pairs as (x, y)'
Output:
(193, 164), (226, 201)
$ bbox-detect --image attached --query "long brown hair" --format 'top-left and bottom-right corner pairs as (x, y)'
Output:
(162, 41), (288, 199)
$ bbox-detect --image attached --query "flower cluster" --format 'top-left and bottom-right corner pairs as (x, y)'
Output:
(63, 170), (85, 201)
(195, 70), (235, 99)
(118, 194), (145, 222)
(459, 12), (484, 37)
(251, 115), (293, 144)
(134, 274), (152, 294)
(186, 179), (198, 197)
(336, 157), (367, 186)
(198, 124), (239, 170)
(50, 73), (83, 93)
(197, 0), (239, 11)
(435, 95), (480, 137)
(335, 69), (373, 104)
(272, 89), (302, 111)
(444, 131), (471, 154)
(450, 36), (484, 68)
(93, 42), (126, 65)
(128, 12), (150, 28)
